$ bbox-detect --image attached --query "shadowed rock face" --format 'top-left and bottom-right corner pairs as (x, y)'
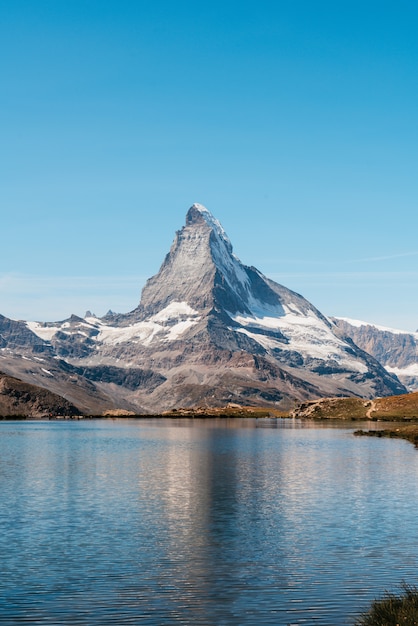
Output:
(0, 204), (407, 413)
(0, 315), (53, 354)
(0, 371), (81, 417)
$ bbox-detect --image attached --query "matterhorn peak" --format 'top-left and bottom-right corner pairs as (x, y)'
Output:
(6, 202), (406, 415)
(186, 202), (210, 224)
(186, 203), (232, 251)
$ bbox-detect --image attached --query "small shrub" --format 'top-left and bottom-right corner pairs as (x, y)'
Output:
(355, 583), (418, 625)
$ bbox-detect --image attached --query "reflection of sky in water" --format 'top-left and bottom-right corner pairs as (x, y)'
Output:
(1, 419), (418, 625)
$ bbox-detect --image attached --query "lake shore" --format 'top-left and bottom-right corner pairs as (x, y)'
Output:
(354, 424), (418, 447)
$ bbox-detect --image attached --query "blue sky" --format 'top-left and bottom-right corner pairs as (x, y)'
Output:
(1, 1), (417, 330)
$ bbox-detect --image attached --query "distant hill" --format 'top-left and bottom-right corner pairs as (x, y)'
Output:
(0, 371), (81, 417)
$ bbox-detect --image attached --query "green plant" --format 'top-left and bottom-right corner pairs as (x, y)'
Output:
(355, 583), (418, 625)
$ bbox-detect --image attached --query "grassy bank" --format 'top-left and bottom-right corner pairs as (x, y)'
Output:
(159, 406), (287, 418)
(100, 406), (288, 418)
(355, 583), (418, 625)
(354, 424), (418, 447)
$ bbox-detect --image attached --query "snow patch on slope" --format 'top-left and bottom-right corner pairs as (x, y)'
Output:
(336, 317), (417, 337)
(97, 320), (160, 346)
(165, 320), (198, 341)
(235, 327), (282, 351)
(233, 306), (368, 372)
(151, 301), (198, 322)
(27, 321), (61, 341)
(28, 303), (201, 348)
(386, 364), (418, 377)
(97, 301), (200, 346)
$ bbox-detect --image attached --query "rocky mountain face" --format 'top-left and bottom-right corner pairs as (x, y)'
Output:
(0, 315), (128, 414)
(0, 204), (407, 413)
(0, 371), (81, 417)
(333, 318), (418, 391)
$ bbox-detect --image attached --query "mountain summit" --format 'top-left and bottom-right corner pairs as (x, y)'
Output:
(0, 204), (406, 412)
(133, 202), (231, 316)
(135, 203), (318, 322)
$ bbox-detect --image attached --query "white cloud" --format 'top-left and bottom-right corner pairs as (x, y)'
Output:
(347, 251), (418, 263)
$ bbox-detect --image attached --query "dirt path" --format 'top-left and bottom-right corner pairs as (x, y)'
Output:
(366, 400), (377, 419)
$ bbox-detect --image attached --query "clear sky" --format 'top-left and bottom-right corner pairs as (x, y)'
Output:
(1, 1), (417, 330)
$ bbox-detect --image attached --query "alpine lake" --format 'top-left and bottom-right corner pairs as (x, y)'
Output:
(2, 417), (418, 625)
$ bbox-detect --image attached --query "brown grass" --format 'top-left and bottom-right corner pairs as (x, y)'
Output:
(293, 392), (418, 421)
(373, 392), (418, 420)
(159, 405), (288, 418)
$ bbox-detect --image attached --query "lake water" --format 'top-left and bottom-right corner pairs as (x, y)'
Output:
(1, 418), (418, 625)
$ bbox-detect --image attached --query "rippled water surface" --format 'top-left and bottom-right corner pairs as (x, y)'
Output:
(2, 418), (418, 625)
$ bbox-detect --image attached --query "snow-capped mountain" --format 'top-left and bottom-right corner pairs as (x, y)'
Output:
(0, 314), (122, 414)
(0, 204), (406, 412)
(333, 317), (418, 391)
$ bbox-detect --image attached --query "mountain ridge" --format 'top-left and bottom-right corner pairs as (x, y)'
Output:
(0, 204), (407, 412)
(333, 317), (418, 391)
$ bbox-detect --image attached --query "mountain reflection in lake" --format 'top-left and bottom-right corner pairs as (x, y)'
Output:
(1, 418), (418, 625)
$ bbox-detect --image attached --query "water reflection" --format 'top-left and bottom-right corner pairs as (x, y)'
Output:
(1, 419), (418, 624)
